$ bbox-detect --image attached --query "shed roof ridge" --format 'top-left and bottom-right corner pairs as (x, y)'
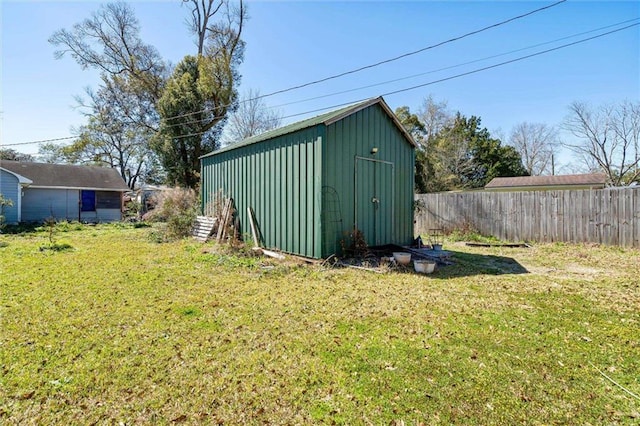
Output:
(201, 96), (416, 158)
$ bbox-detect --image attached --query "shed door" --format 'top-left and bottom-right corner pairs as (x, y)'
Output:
(355, 157), (394, 246)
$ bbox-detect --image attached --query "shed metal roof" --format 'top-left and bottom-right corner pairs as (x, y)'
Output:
(485, 173), (608, 189)
(202, 97), (416, 158)
(0, 160), (129, 191)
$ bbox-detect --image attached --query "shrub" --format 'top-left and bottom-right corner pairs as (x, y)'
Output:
(144, 187), (198, 241)
(0, 194), (14, 234)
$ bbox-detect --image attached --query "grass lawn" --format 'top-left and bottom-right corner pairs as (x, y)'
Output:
(1, 223), (639, 424)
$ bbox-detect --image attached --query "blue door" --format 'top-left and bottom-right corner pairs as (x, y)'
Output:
(81, 190), (96, 212)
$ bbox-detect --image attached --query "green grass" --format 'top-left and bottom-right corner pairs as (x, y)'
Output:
(1, 224), (639, 424)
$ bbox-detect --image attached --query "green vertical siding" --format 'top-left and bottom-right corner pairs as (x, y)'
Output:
(201, 126), (324, 258)
(322, 103), (415, 256)
(201, 100), (414, 259)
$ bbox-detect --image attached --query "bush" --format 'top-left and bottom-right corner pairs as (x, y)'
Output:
(144, 187), (198, 241)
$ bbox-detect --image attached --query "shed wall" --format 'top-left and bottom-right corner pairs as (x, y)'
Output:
(0, 170), (20, 224)
(323, 104), (415, 255)
(202, 126), (323, 258)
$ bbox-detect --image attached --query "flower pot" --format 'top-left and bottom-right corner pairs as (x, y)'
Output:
(414, 259), (436, 274)
(392, 252), (411, 265)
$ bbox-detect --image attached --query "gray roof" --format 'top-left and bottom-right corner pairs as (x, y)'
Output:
(202, 97), (416, 158)
(485, 173), (608, 189)
(0, 160), (129, 191)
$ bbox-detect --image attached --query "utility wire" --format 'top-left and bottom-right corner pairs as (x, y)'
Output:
(381, 22), (640, 98)
(255, 0), (568, 100)
(4, 20), (636, 148)
(277, 22), (640, 121)
(2, 136), (78, 147)
(163, 0), (568, 122)
(270, 17), (640, 109)
(153, 17), (640, 127)
(133, 16), (639, 132)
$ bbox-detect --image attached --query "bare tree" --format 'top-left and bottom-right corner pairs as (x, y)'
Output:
(49, 3), (167, 187)
(183, 0), (246, 58)
(564, 100), (640, 186)
(223, 89), (281, 144)
(509, 122), (559, 176)
(416, 95), (453, 149)
(49, 2), (166, 102)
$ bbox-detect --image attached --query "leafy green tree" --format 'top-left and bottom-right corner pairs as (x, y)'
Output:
(395, 106), (426, 145)
(155, 0), (246, 188)
(434, 114), (528, 189)
(397, 99), (528, 192)
(155, 55), (235, 187)
(396, 106), (431, 193)
(396, 97), (456, 193)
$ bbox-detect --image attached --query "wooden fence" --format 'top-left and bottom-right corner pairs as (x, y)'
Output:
(414, 187), (640, 248)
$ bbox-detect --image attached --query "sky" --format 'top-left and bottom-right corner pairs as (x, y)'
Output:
(1, 0), (639, 170)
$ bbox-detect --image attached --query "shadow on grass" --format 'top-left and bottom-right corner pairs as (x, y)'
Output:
(1, 223), (43, 235)
(433, 249), (529, 278)
(352, 245), (529, 278)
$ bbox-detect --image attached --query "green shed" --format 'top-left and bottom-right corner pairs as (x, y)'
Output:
(200, 97), (416, 259)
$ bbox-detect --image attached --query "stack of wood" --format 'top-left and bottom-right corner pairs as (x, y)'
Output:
(215, 198), (235, 243)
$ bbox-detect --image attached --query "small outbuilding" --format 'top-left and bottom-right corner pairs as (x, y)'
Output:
(201, 97), (416, 259)
(0, 160), (129, 224)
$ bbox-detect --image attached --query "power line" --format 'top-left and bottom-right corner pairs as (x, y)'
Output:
(277, 22), (640, 121)
(145, 17), (640, 128)
(4, 20), (636, 148)
(269, 17), (640, 109)
(255, 0), (568, 100)
(2, 136), (78, 147)
(381, 22), (640, 98)
(164, 0), (569, 122)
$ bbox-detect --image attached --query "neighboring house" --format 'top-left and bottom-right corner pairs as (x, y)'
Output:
(484, 173), (608, 192)
(200, 97), (417, 259)
(0, 160), (129, 224)
(0, 167), (32, 224)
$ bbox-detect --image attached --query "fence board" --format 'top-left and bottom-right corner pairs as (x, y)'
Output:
(415, 187), (640, 248)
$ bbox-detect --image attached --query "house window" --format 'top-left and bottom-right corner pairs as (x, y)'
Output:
(96, 191), (121, 209)
(81, 190), (96, 212)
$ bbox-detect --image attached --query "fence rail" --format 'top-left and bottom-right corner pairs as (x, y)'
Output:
(414, 187), (640, 248)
